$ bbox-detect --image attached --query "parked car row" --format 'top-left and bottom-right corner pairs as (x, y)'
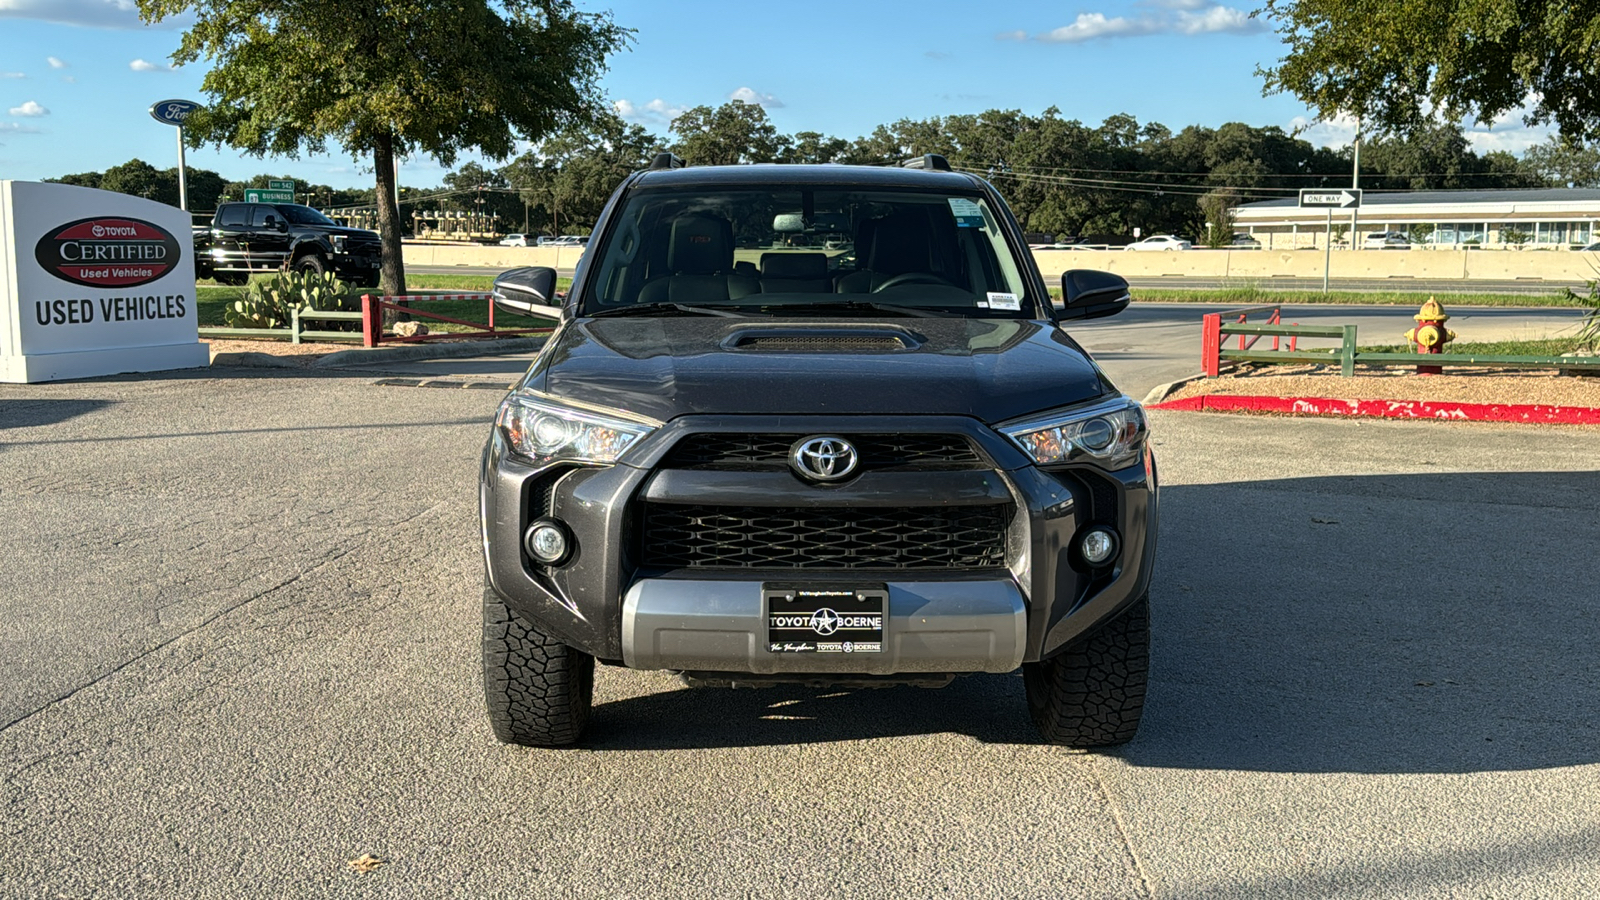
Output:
(498, 234), (591, 248)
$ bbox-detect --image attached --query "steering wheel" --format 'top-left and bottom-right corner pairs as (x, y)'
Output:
(871, 272), (957, 293)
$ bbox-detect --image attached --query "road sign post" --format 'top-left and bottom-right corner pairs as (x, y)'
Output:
(1300, 189), (1363, 294)
(147, 99), (201, 211)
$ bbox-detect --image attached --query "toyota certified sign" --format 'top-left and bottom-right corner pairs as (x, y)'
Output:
(34, 217), (182, 288)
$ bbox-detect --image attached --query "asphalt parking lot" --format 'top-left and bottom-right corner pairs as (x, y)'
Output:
(2, 367), (1598, 898)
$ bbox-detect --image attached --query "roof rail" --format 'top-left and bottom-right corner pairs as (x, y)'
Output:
(901, 154), (952, 172)
(648, 152), (685, 171)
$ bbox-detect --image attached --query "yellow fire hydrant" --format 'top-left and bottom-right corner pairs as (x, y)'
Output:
(1403, 297), (1457, 375)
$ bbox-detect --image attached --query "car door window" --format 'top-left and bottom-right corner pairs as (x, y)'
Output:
(218, 205), (249, 227)
(249, 206), (277, 228)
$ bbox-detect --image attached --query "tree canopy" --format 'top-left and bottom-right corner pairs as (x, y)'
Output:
(1260, 0), (1600, 143)
(136, 0), (629, 293)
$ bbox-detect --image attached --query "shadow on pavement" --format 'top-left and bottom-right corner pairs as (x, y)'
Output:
(0, 398), (116, 429)
(588, 471), (1599, 773)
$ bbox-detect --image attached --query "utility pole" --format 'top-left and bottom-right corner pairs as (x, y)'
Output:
(1351, 117), (1362, 251)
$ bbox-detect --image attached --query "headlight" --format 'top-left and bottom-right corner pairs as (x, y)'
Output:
(999, 398), (1147, 470)
(330, 235), (346, 253)
(495, 393), (659, 468)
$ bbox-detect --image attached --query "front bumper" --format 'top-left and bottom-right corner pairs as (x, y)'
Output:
(481, 413), (1157, 672)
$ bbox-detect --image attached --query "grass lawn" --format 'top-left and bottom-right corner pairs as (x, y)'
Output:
(1355, 338), (1593, 356)
(196, 273), (570, 332)
(1129, 286), (1586, 307)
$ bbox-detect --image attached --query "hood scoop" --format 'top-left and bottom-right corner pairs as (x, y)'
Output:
(721, 325), (920, 353)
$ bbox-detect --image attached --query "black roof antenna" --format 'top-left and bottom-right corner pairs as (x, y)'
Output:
(901, 154), (952, 172)
(648, 152), (685, 171)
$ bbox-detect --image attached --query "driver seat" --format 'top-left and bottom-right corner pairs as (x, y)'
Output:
(835, 209), (940, 293)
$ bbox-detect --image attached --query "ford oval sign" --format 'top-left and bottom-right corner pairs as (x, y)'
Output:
(34, 217), (183, 288)
(148, 99), (201, 126)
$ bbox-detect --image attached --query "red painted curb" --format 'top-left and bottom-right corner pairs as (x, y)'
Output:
(1148, 394), (1600, 425)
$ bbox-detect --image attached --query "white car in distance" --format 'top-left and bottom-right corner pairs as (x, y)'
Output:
(1125, 235), (1192, 251)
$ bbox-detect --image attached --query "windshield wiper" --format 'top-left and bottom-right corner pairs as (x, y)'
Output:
(763, 300), (955, 319)
(587, 302), (747, 318)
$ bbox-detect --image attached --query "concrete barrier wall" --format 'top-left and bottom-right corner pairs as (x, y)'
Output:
(401, 244), (585, 271)
(405, 242), (1600, 284)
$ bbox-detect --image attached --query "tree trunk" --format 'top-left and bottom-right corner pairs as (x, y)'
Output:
(373, 132), (407, 297)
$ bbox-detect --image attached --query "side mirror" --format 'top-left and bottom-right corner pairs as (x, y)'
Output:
(1056, 269), (1131, 321)
(493, 266), (561, 320)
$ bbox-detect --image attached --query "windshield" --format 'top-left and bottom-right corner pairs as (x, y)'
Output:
(275, 204), (336, 226)
(580, 187), (1035, 317)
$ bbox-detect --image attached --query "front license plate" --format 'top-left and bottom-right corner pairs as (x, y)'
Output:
(765, 584), (886, 654)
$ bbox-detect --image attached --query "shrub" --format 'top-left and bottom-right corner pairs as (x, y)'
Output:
(221, 270), (359, 329)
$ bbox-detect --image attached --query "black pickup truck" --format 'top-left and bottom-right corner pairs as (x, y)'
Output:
(194, 202), (382, 285)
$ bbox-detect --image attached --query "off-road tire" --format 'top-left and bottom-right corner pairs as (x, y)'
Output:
(293, 254), (328, 277)
(482, 587), (594, 747)
(1023, 594), (1149, 748)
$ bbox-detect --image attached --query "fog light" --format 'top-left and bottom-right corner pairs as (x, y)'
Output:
(1080, 528), (1119, 566)
(524, 518), (572, 565)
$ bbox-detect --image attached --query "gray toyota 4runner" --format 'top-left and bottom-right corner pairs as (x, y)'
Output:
(480, 154), (1157, 748)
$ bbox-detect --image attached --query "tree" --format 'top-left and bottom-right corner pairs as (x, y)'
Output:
(1521, 137), (1600, 188)
(1260, 1), (1600, 143)
(669, 101), (788, 166)
(137, 0), (629, 295)
(504, 111), (660, 234)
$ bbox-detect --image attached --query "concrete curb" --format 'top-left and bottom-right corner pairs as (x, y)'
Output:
(312, 336), (549, 369)
(1140, 372), (1208, 406)
(1149, 394), (1600, 425)
(208, 351), (305, 368)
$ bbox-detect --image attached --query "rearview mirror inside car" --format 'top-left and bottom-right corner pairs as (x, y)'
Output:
(1057, 269), (1131, 321)
(493, 266), (561, 320)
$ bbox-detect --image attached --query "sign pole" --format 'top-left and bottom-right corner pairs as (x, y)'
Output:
(1324, 208), (1333, 294)
(176, 125), (188, 212)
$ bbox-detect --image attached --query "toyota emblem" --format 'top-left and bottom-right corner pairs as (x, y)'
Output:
(790, 436), (858, 482)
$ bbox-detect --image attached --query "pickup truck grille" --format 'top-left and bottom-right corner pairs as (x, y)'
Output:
(663, 433), (982, 471)
(640, 503), (1010, 569)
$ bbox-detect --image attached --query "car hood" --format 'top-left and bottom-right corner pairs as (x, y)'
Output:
(532, 316), (1114, 423)
(292, 224), (379, 240)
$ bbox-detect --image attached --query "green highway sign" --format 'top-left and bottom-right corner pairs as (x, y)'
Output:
(245, 188), (294, 203)
(267, 179), (294, 191)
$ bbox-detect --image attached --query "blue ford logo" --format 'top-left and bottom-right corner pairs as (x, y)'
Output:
(148, 99), (201, 126)
(790, 436), (858, 482)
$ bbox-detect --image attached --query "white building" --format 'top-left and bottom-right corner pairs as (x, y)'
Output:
(1234, 188), (1600, 249)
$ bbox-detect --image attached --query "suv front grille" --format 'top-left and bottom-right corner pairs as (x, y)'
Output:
(662, 433), (982, 471)
(640, 503), (1011, 569)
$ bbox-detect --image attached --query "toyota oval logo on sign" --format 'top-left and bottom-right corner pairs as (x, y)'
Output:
(34, 217), (183, 289)
(790, 436), (859, 482)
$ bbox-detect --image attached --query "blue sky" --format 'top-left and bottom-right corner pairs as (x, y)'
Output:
(0, 0), (1551, 190)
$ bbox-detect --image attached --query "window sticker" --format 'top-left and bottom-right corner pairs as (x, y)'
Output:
(986, 292), (1021, 311)
(947, 197), (986, 228)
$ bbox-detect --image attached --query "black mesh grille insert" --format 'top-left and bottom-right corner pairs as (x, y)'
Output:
(663, 433), (982, 470)
(641, 503), (1011, 569)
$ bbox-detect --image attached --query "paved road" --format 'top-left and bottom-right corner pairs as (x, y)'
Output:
(408, 264), (1591, 296)
(2, 369), (1598, 897)
(335, 303), (1590, 403)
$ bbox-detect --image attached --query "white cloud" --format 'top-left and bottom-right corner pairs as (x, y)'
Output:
(2, 72), (23, 79)
(728, 87), (784, 109)
(9, 100), (48, 116)
(0, 122), (42, 133)
(47, 57), (67, 68)
(614, 97), (689, 126)
(0, 0), (144, 29)
(1288, 112), (1359, 148)
(129, 58), (172, 72)
(1022, 5), (1264, 43)
(996, 30), (1027, 41)
(61, 75), (76, 83)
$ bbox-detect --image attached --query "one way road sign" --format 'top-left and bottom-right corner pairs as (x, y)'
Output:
(1299, 189), (1362, 209)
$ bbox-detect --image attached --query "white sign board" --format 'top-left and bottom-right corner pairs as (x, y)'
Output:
(1, 181), (208, 382)
(1298, 189), (1362, 209)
